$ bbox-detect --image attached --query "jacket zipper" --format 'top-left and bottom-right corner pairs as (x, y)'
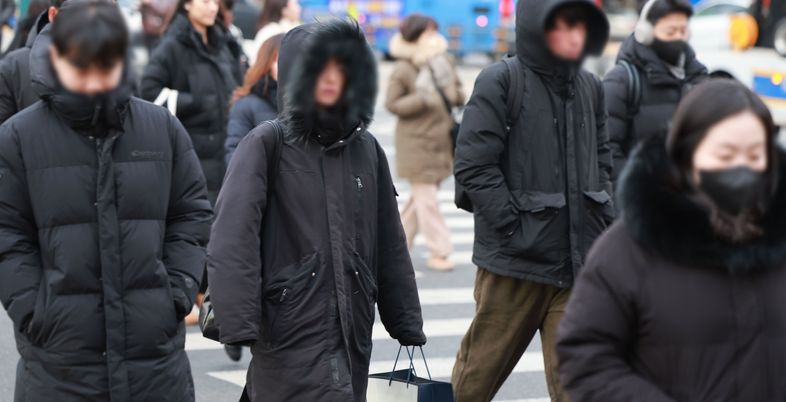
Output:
(267, 288), (288, 347)
(354, 176), (363, 250)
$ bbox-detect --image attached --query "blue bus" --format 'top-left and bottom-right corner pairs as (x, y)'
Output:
(300, 0), (517, 57)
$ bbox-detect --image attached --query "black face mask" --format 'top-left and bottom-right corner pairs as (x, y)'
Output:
(699, 167), (767, 215)
(651, 39), (689, 66)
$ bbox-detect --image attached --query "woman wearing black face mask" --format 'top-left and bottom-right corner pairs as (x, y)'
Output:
(556, 79), (786, 402)
(604, 0), (708, 184)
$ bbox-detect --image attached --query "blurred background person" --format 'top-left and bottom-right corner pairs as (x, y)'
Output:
(606, 0), (708, 182)
(225, 33), (283, 164)
(558, 79), (786, 401)
(0, 0), (64, 124)
(141, 0), (242, 204)
(140, 0), (177, 52)
(2, 0), (47, 55)
(219, 0), (249, 72)
(386, 14), (464, 272)
(249, 0), (299, 61)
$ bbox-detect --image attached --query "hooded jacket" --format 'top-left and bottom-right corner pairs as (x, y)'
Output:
(386, 33), (464, 184)
(141, 13), (242, 202)
(0, 29), (213, 402)
(0, 11), (49, 124)
(605, 35), (708, 182)
(225, 77), (278, 163)
(207, 20), (426, 402)
(454, 0), (612, 287)
(557, 137), (786, 401)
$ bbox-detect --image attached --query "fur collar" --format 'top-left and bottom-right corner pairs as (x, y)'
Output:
(389, 32), (448, 66)
(277, 20), (377, 139)
(618, 136), (786, 274)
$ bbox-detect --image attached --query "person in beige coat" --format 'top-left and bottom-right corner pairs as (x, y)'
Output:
(386, 14), (465, 272)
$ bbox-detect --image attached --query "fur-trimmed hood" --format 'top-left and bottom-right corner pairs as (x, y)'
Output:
(389, 32), (448, 66)
(277, 19), (377, 138)
(618, 136), (786, 274)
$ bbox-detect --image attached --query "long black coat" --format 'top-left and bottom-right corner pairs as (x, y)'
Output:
(0, 12), (48, 124)
(454, 0), (613, 287)
(0, 37), (213, 402)
(207, 21), (426, 402)
(141, 14), (242, 202)
(557, 137), (786, 402)
(605, 35), (707, 181)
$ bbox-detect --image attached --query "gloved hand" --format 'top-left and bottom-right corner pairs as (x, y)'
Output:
(398, 331), (427, 347)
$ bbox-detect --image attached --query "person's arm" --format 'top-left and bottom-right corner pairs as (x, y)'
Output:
(207, 124), (274, 345)
(593, 76), (614, 200)
(164, 114), (213, 320)
(453, 64), (518, 235)
(140, 43), (201, 117)
(603, 66), (631, 183)
(225, 100), (256, 165)
(373, 140), (426, 346)
(557, 236), (675, 402)
(0, 123), (43, 335)
(0, 56), (19, 124)
(385, 64), (441, 119)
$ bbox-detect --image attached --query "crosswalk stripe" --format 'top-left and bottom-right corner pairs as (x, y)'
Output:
(206, 352), (545, 387)
(445, 216), (474, 229)
(420, 250), (474, 264)
(414, 232), (474, 246)
(396, 191), (457, 202)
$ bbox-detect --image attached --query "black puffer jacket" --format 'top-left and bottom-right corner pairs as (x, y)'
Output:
(558, 137), (786, 401)
(0, 11), (48, 124)
(605, 35), (707, 181)
(454, 0), (613, 287)
(207, 21), (425, 402)
(0, 34), (213, 402)
(141, 13), (242, 202)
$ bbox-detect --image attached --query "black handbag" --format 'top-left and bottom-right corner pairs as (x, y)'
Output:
(199, 119), (285, 342)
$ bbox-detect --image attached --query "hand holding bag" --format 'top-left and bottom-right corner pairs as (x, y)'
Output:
(367, 346), (454, 402)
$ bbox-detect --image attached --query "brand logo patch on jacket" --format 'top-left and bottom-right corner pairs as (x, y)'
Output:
(130, 150), (165, 160)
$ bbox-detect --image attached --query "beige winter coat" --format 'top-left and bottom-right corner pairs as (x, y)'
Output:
(385, 33), (465, 184)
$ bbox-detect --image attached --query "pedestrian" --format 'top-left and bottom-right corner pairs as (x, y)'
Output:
(225, 33), (283, 164)
(219, 0), (249, 73)
(451, 0), (612, 400)
(250, 0), (300, 60)
(0, 2), (212, 401)
(0, 0), (65, 124)
(606, 0), (708, 182)
(141, 0), (242, 204)
(2, 0), (48, 56)
(557, 79), (786, 402)
(207, 20), (427, 402)
(386, 14), (464, 272)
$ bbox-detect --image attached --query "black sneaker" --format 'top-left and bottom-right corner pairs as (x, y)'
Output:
(224, 344), (242, 362)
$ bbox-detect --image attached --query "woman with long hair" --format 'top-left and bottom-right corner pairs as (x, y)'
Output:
(249, 0), (299, 60)
(225, 33), (283, 163)
(141, 0), (242, 204)
(558, 79), (786, 401)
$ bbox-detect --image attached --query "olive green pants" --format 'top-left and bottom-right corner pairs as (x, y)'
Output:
(452, 268), (571, 402)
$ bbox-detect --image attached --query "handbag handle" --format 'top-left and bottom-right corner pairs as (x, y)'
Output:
(389, 346), (433, 386)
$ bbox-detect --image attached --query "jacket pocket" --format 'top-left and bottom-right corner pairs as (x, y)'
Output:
(346, 252), (377, 352)
(26, 281), (48, 346)
(503, 192), (569, 264)
(582, 190), (614, 253)
(263, 253), (320, 348)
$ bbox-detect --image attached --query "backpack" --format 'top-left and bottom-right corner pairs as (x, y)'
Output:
(454, 57), (524, 212)
(618, 59), (642, 137)
(200, 119), (284, 342)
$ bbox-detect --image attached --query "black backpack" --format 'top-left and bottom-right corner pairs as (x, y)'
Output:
(618, 59), (642, 136)
(454, 57), (524, 212)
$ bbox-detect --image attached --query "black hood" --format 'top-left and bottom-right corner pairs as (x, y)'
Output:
(617, 34), (707, 85)
(277, 19), (377, 139)
(25, 11), (50, 48)
(29, 21), (132, 134)
(516, 0), (609, 75)
(619, 136), (786, 275)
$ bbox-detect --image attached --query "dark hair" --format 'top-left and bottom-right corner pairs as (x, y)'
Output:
(257, 0), (288, 31)
(667, 79), (777, 241)
(50, 0), (128, 69)
(399, 14), (438, 43)
(646, 0), (694, 24)
(222, 0), (235, 9)
(545, 3), (591, 31)
(52, 0), (67, 7)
